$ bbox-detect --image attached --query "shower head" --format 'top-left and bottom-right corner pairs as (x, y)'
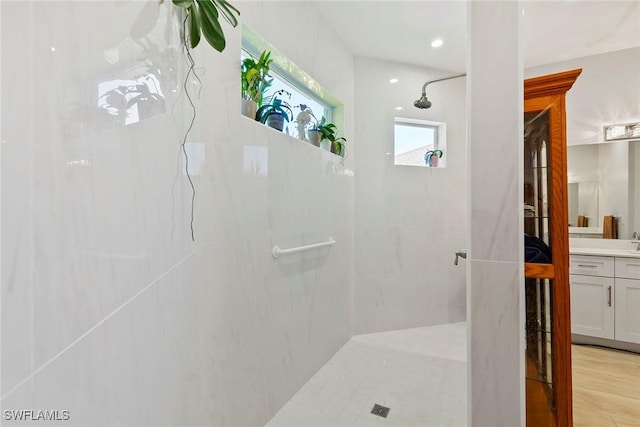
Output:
(414, 73), (466, 110)
(414, 94), (432, 109)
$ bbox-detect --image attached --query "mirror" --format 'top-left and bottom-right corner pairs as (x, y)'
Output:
(567, 140), (639, 239)
(567, 182), (598, 227)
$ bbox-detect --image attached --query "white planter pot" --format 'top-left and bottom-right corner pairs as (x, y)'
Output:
(241, 99), (257, 120)
(308, 130), (321, 146)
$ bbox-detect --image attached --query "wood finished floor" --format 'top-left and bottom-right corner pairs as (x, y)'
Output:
(572, 344), (640, 427)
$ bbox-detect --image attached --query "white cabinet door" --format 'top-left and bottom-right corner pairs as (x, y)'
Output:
(570, 274), (615, 339)
(614, 278), (640, 344)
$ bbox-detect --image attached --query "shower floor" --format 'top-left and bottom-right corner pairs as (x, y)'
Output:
(266, 322), (467, 427)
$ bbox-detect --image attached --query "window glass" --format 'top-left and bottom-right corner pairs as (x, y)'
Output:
(241, 49), (332, 138)
(394, 118), (446, 168)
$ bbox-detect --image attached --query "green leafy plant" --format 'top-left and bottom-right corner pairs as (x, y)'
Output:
(425, 149), (443, 166)
(241, 50), (273, 104)
(171, 0), (240, 52)
(310, 117), (347, 156)
(256, 90), (294, 131)
(331, 137), (347, 156)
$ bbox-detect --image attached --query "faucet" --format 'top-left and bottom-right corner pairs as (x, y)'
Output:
(454, 249), (467, 266)
(632, 232), (640, 251)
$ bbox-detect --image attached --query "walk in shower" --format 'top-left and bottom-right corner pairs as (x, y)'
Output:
(1, 1), (528, 426)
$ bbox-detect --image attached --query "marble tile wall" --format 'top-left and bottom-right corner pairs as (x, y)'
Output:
(467, 2), (525, 426)
(353, 57), (468, 334)
(1, 1), (354, 425)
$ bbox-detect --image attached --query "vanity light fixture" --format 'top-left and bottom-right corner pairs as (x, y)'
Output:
(604, 122), (640, 141)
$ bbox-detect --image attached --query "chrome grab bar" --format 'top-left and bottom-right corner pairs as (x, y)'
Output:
(272, 238), (336, 259)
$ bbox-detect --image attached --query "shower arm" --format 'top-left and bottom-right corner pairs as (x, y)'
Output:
(419, 73), (466, 96)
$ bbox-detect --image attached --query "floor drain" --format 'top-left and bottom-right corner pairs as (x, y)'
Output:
(371, 403), (390, 418)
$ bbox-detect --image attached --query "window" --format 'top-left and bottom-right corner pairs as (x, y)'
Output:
(394, 118), (446, 168)
(241, 25), (343, 142)
(265, 73), (330, 137)
(241, 50), (330, 137)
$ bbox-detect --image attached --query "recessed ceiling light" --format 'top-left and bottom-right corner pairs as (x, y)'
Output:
(395, 106), (403, 111)
(431, 39), (443, 48)
(50, 47), (56, 52)
(389, 78), (399, 84)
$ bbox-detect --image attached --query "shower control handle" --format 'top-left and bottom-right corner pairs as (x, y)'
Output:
(454, 249), (467, 266)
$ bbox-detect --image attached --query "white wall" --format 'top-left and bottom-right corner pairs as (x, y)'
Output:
(598, 141), (629, 237)
(353, 57), (467, 334)
(1, 1), (354, 425)
(567, 144), (599, 183)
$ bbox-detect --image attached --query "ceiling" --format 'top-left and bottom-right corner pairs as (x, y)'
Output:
(312, 0), (640, 73)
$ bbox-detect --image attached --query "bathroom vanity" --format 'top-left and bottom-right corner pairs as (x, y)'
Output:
(569, 238), (640, 352)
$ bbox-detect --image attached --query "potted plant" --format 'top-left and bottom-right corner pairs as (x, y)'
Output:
(241, 50), (273, 119)
(162, 0), (240, 242)
(294, 104), (317, 142)
(331, 137), (347, 156)
(256, 90), (293, 132)
(425, 149), (443, 167)
(308, 117), (347, 156)
(307, 116), (326, 147)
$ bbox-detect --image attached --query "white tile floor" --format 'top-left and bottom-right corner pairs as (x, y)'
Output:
(267, 322), (467, 427)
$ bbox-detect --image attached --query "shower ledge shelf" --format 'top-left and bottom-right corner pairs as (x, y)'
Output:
(241, 115), (345, 158)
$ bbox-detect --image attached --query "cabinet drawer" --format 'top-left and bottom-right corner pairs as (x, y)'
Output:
(569, 255), (614, 277)
(615, 258), (640, 280)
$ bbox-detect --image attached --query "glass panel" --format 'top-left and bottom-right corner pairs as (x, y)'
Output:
(526, 330), (553, 385)
(524, 111), (552, 249)
(525, 279), (553, 333)
(525, 278), (555, 411)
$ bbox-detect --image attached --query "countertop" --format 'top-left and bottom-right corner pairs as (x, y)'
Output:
(570, 247), (640, 258)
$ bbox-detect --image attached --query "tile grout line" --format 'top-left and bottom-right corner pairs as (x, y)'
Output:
(28, 0), (36, 407)
(0, 0), (3, 417)
(0, 243), (205, 402)
(467, 258), (521, 265)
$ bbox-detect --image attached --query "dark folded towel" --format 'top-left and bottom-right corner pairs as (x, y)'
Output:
(524, 233), (552, 263)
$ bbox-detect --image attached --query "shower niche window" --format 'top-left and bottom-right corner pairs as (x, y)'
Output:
(241, 25), (345, 151)
(394, 118), (446, 168)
